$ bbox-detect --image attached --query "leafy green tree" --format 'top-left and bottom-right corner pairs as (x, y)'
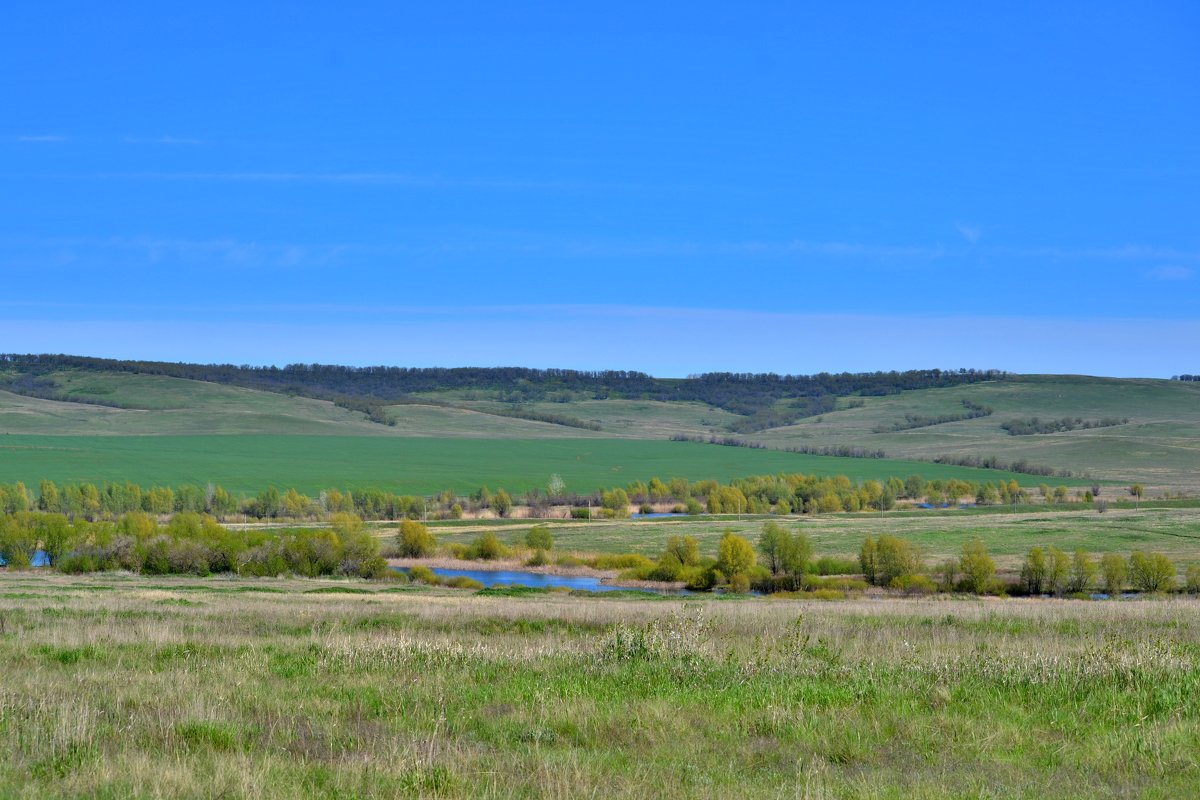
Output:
(1048, 546), (1070, 594)
(1100, 553), (1127, 596)
(717, 531), (757, 578)
(859, 536), (878, 584)
(493, 489), (513, 518)
(958, 538), (995, 593)
(664, 535), (700, 567)
(397, 519), (437, 557)
(1129, 551), (1175, 593)
(1068, 550), (1097, 593)
(758, 522), (791, 574)
(37, 480), (61, 513)
(1020, 546), (1047, 594)
(601, 488), (629, 518)
(1129, 484), (1144, 509)
(873, 535), (922, 586)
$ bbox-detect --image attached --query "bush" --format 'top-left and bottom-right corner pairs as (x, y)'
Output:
(889, 573), (937, 595)
(468, 532), (506, 561)
(524, 525), (553, 551)
(569, 507), (591, 520)
(407, 565), (437, 584)
(727, 572), (751, 594)
(1185, 565), (1200, 594)
(591, 553), (653, 570)
(812, 556), (859, 576)
(397, 519), (437, 558)
(443, 575), (484, 590)
(638, 503), (653, 515)
(684, 499), (703, 516)
(555, 554), (585, 567)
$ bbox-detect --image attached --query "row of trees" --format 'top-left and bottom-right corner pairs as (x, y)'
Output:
(0, 471), (1156, 524)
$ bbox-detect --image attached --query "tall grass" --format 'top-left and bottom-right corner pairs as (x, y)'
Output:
(0, 573), (1197, 798)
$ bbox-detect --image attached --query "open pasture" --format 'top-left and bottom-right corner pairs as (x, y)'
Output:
(422, 505), (1200, 571)
(0, 572), (1197, 798)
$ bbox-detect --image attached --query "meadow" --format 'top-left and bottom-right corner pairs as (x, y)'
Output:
(0, 572), (1196, 799)
(412, 505), (1200, 574)
(0, 435), (1058, 497)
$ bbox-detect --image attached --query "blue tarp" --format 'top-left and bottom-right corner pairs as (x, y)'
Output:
(0, 549), (51, 567)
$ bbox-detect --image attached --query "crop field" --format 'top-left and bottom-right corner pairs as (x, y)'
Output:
(0, 572), (1196, 799)
(0, 435), (1059, 497)
(422, 506), (1200, 571)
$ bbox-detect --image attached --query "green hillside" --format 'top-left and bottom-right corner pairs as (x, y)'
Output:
(0, 364), (1195, 492)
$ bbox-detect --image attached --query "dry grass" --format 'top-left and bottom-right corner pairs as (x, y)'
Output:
(1, 573), (1198, 798)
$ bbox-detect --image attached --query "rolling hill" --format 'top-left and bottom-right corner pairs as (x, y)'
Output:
(0, 359), (1195, 494)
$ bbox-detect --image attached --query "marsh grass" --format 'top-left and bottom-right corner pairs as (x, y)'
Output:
(0, 573), (1197, 798)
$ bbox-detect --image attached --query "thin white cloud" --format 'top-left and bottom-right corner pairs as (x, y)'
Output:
(954, 221), (982, 244)
(15, 134), (67, 142)
(85, 171), (577, 190)
(1147, 265), (1194, 281)
(122, 135), (203, 145)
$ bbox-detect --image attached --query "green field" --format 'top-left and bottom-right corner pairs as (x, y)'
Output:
(1, 573), (1196, 798)
(3, 369), (1196, 493)
(0, 435), (1055, 496)
(423, 506), (1200, 570)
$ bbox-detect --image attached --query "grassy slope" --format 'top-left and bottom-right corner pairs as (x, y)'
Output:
(0, 436), (1052, 496)
(3, 369), (1196, 492)
(1, 573), (1197, 799)
(745, 376), (1200, 491)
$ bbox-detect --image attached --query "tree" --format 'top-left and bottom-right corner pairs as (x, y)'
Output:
(1129, 551), (1175, 593)
(959, 538), (995, 594)
(493, 489), (513, 518)
(717, 531), (757, 578)
(758, 522), (791, 575)
(859, 536), (878, 584)
(1048, 546), (1070, 595)
(547, 474), (566, 497)
(601, 488), (630, 518)
(664, 535), (700, 567)
(1068, 550), (1097, 594)
(1020, 546), (1047, 594)
(1129, 484), (1144, 509)
(874, 535), (922, 586)
(397, 519), (437, 557)
(1100, 553), (1127, 597)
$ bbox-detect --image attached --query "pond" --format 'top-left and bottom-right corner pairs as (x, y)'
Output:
(396, 566), (682, 594)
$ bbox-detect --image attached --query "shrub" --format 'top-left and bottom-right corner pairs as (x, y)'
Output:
(397, 520), (437, 558)
(555, 553), (585, 567)
(890, 574), (937, 595)
(443, 575), (484, 590)
(727, 572), (751, 594)
(407, 565), (437, 584)
(524, 525), (554, 551)
(684, 498), (703, 516)
(449, 503), (463, 519)
(812, 556), (859, 575)
(591, 553), (653, 570)
(447, 543), (469, 559)
(1185, 565), (1200, 594)
(469, 532), (506, 561)
(638, 503), (653, 515)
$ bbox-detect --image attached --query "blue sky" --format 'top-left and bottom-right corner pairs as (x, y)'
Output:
(3, 2), (1198, 376)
